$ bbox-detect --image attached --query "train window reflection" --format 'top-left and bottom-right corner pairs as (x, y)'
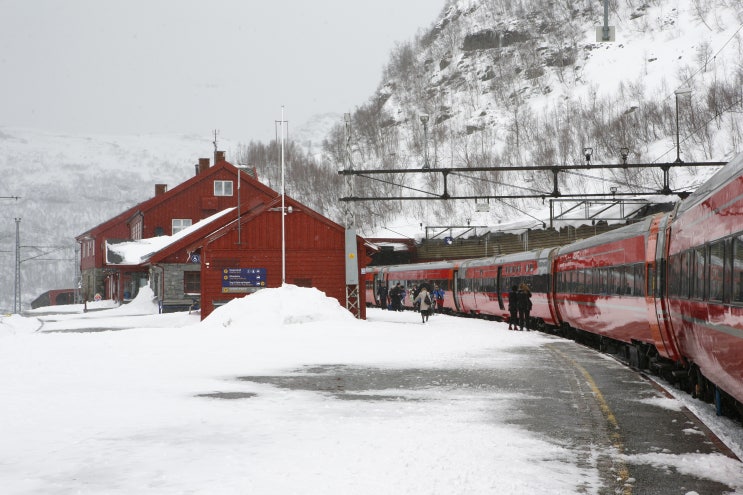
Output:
(709, 241), (724, 302)
(681, 251), (691, 298)
(732, 236), (743, 303)
(635, 264), (645, 297)
(692, 246), (705, 300)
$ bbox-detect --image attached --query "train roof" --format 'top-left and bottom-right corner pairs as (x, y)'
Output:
(675, 152), (741, 217)
(363, 260), (457, 273)
(556, 215), (655, 254)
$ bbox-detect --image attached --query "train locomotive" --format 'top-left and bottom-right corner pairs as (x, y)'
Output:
(364, 152), (743, 419)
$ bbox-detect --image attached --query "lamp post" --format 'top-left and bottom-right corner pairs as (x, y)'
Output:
(583, 147), (593, 164)
(420, 114), (430, 169)
(619, 147), (629, 166)
(674, 87), (692, 163)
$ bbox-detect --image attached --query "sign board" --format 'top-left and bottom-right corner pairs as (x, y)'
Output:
(444, 236), (454, 245)
(345, 228), (359, 285)
(221, 268), (266, 293)
(596, 26), (615, 42)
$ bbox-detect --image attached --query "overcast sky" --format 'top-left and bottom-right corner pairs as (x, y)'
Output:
(0, 1), (446, 143)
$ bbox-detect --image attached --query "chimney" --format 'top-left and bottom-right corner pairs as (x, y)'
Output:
(198, 158), (210, 174)
(155, 184), (167, 196)
(215, 150), (225, 163)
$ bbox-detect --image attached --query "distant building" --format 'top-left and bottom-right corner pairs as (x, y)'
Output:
(30, 289), (76, 309)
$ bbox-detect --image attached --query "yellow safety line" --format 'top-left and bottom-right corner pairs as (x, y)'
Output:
(549, 345), (632, 495)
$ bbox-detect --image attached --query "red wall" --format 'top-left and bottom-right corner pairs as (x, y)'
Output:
(200, 207), (367, 319)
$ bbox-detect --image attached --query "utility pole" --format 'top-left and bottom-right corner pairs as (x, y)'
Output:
(343, 113), (361, 318)
(14, 218), (21, 313)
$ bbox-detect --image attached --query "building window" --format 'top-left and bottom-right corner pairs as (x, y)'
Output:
(184, 271), (200, 295)
(131, 221), (142, 240)
(214, 180), (233, 196)
(172, 219), (192, 235)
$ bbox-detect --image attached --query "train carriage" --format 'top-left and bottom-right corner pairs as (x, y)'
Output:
(552, 216), (656, 348)
(457, 249), (557, 328)
(367, 261), (458, 311)
(665, 153), (743, 407)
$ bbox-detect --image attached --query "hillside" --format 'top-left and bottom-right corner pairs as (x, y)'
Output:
(319, 0), (743, 234)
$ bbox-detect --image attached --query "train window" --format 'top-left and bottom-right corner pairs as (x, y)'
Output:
(634, 264), (645, 296)
(531, 274), (548, 293)
(668, 254), (681, 297)
(709, 241), (725, 302)
(679, 251), (692, 297)
(732, 236), (743, 303)
(612, 267), (623, 294)
(692, 246), (706, 300)
(623, 265), (634, 295)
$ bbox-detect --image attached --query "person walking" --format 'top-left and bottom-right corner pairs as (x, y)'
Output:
(414, 286), (434, 323)
(411, 284), (420, 312)
(507, 285), (518, 330)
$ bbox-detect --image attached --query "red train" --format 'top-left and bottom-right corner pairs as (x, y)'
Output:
(364, 154), (743, 419)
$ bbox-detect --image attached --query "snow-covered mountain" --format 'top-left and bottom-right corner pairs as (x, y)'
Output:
(320, 0), (743, 234)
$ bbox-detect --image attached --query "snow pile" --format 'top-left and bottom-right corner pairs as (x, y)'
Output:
(0, 314), (41, 336)
(101, 285), (160, 316)
(204, 284), (356, 328)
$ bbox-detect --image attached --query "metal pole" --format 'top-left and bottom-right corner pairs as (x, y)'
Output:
(602, 0), (610, 41)
(675, 93), (681, 163)
(14, 218), (21, 313)
(674, 88), (692, 163)
(281, 106), (286, 285)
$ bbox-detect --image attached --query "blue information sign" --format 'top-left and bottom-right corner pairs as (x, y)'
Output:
(221, 268), (267, 293)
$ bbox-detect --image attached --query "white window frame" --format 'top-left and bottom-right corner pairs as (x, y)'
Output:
(172, 218), (193, 235)
(214, 180), (233, 196)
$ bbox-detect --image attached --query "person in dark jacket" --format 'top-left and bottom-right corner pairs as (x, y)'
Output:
(389, 283), (403, 311)
(507, 285), (519, 330)
(432, 284), (445, 313)
(516, 283), (532, 331)
(376, 284), (389, 310)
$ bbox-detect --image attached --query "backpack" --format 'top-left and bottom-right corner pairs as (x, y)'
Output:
(424, 294), (431, 305)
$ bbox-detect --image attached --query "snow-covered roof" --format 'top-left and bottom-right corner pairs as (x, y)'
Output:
(105, 208), (235, 265)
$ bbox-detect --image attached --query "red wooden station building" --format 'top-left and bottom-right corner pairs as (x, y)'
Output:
(78, 151), (373, 319)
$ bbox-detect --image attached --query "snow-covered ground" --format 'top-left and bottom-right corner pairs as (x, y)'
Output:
(1, 286), (742, 494)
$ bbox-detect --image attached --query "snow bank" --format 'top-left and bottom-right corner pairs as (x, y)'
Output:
(203, 284), (356, 328)
(0, 314), (41, 336)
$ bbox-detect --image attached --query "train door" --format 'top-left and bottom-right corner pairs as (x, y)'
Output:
(546, 248), (562, 326)
(496, 266), (505, 310)
(646, 214), (681, 361)
(453, 269), (462, 313)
